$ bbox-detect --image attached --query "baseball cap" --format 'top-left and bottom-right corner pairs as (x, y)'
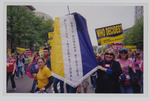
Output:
(119, 48), (128, 52)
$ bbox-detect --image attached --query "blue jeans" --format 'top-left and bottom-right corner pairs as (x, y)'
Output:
(90, 75), (97, 92)
(32, 79), (37, 91)
(135, 70), (142, 81)
(17, 66), (23, 77)
(66, 84), (77, 93)
(120, 85), (134, 93)
(140, 72), (143, 93)
(24, 64), (29, 74)
(53, 78), (64, 93)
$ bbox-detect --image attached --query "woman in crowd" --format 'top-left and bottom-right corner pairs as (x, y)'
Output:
(117, 48), (135, 93)
(31, 51), (39, 64)
(29, 51), (39, 93)
(96, 48), (122, 93)
(7, 54), (16, 90)
(16, 53), (24, 78)
(24, 55), (29, 74)
(133, 52), (143, 92)
(34, 58), (53, 93)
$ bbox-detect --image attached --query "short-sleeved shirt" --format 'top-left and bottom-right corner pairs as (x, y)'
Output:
(117, 59), (133, 75)
(37, 66), (51, 89)
(117, 59), (133, 86)
(133, 58), (143, 70)
(7, 59), (16, 72)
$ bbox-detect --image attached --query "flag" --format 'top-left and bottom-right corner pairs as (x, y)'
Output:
(47, 31), (54, 46)
(51, 13), (98, 87)
(26, 49), (32, 57)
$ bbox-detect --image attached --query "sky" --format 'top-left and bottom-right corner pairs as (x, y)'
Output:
(33, 4), (135, 46)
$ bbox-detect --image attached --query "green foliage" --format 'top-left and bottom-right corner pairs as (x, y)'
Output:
(123, 16), (143, 50)
(7, 6), (54, 50)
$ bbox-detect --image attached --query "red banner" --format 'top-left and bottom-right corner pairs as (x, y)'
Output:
(110, 43), (123, 50)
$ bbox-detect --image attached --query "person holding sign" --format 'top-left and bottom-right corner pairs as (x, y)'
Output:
(96, 48), (122, 93)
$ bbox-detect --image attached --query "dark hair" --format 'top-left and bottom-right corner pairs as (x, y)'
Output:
(37, 57), (45, 62)
(43, 48), (49, 51)
(35, 51), (39, 56)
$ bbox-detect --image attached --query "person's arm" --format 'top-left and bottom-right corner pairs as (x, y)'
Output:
(111, 62), (122, 77)
(12, 62), (16, 75)
(40, 76), (53, 93)
(46, 58), (51, 70)
(97, 65), (107, 72)
(97, 65), (112, 75)
(44, 76), (53, 89)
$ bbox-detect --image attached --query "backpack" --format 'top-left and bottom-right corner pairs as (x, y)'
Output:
(26, 64), (33, 78)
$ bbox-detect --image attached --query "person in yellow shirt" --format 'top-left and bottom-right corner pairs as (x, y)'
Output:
(34, 58), (53, 93)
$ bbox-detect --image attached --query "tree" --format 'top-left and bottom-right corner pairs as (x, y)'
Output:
(123, 16), (143, 50)
(7, 6), (54, 51)
(7, 6), (29, 50)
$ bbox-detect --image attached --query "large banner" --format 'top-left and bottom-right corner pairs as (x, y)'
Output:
(47, 31), (54, 46)
(123, 45), (137, 52)
(95, 24), (124, 45)
(51, 13), (98, 87)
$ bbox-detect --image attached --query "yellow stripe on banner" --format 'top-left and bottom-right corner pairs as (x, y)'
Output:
(97, 34), (124, 45)
(51, 17), (65, 78)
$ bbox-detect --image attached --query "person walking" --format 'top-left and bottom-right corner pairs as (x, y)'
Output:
(133, 51), (143, 93)
(24, 55), (29, 74)
(34, 58), (53, 93)
(29, 51), (39, 93)
(16, 53), (24, 78)
(117, 48), (137, 93)
(30, 48), (53, 92)
(7, 54), (17, 91)
(96, 48), (122, 93)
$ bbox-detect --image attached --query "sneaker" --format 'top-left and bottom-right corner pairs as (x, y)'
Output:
(12, 88), (16, 91)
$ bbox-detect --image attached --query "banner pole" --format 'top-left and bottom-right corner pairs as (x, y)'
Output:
(67, 5), (70, 14)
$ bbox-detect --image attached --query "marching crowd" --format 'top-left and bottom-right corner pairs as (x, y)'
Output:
(7, 47), (143, 93)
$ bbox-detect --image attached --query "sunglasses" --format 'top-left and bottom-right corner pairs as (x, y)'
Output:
(105, 53), (114, 56)
(120, 51), (128, 54)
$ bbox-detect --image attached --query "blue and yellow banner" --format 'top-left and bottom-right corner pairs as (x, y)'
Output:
(123, 45), (137, 52)
(47, 31), (54, 46)
(51, 13), (98, 87)
(95, 24), (124, 45)
(7, 49), (11, 53)
(16, 47), (26, 54)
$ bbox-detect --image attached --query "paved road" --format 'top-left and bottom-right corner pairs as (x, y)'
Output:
(7, 72), (95, 93)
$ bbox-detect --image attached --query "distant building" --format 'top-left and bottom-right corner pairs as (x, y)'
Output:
(34, 11), (53, 20)
(135, 6), (143, 22)
(26, 6), (36, 12)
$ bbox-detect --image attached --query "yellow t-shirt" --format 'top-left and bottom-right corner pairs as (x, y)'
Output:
(37, 66), (51, 89)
